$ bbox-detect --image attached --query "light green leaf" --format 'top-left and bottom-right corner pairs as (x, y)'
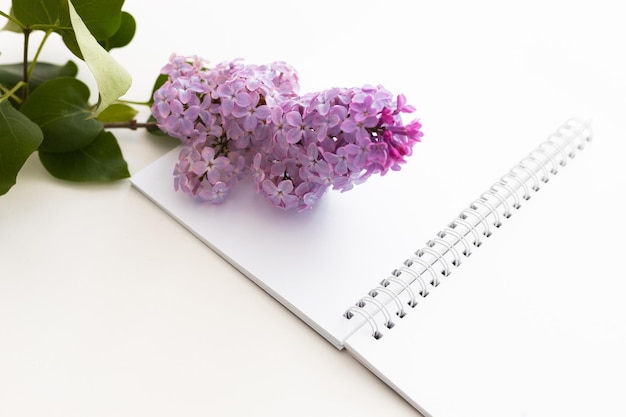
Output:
(96, 103), (138, 123)
(67, 0), (131, 117)
(0, 100), (44, 195)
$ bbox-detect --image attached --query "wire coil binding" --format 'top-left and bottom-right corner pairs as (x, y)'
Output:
(343, 118), (592, 339)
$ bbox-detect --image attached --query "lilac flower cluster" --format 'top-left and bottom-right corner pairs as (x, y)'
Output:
(152, 54), (423, 210)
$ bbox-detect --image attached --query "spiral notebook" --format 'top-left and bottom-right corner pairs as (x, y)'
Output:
(131, 118), (626, 417)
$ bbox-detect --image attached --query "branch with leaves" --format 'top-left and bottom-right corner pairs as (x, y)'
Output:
(0, 0), (165, 195)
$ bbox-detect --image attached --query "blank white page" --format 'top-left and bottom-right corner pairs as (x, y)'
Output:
(345, 133), (626, 417)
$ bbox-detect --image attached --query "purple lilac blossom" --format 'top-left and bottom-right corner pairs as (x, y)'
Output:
(152, 54), (423, 211)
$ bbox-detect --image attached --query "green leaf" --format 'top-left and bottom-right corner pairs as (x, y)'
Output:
(0, 100), (44, 195)
(64, 0), (124, 40)
(12, 0), (125, 58)
(0, 61), (78, 94)
(20, 77), (103, 153)
(68, 0), (131, 117)
(100, 11), (136, 51)
(12, 0), (61, 28)
(96, 103), (138, 123)
(13, 0), (123, 36)
(39, 130), (130, 181)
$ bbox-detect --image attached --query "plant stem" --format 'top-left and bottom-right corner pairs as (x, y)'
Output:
(0, 10), (23, 28)
(28, 29), (54, 80)
(0, 81), (27, 104)
(117, 99), (151, 106)
(22, 27), (31, 101)
(103, 120), (158, 130)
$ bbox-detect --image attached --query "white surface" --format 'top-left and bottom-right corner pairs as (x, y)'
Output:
(1, 0), (625, 416)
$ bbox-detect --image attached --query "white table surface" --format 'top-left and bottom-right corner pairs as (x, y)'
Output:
(1, 1), (624, 416)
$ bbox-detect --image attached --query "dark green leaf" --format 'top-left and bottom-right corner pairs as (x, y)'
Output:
(66, 0), (124, 40)
(96, 103), (138, 123)
(100, 12), (136, 51)
(12, 0), (62, 28)
(0, 100), (44, 195)
(13, 0), (122, 37)
(13, 0), (125, 56)
(20, 77), (102, 153)
(0, 61), (78, 94)
(39, 130), (129, 181)
(57, 32), (82, 59)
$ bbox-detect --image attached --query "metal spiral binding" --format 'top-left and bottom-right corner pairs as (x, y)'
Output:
(343, 118), (592, 339)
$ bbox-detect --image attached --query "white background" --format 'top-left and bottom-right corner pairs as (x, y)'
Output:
(1, 0), (624, 416)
